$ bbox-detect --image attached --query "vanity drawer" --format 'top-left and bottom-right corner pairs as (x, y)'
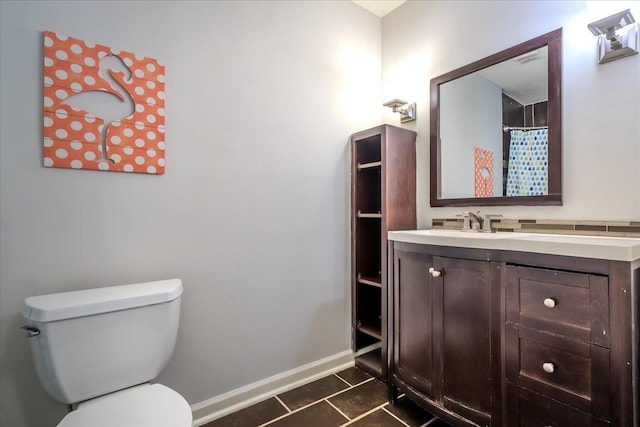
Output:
(520, 336), (590, 401)
(507, 266), (609, 346)
(506, 382), (610, 427)
(506, 326), (610, 419)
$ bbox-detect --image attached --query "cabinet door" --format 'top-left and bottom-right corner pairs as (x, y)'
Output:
(393, 249), (438, 398)
(436, 256), (499, 426)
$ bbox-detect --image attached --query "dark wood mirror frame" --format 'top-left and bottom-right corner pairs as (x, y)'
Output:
(430, 28), (562, 207)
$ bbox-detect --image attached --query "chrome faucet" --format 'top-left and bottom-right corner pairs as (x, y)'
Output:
(466, 211), (482, 231)
(457, 211), (481, 232)
(458, 211), (503, 233)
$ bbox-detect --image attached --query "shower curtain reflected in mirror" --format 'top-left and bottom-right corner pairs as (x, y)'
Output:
(506, 128), (549, 196)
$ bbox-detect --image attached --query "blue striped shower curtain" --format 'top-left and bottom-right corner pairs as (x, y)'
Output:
(506, 129), (548, 196)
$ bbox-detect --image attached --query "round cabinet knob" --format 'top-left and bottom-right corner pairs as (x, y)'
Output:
(428, 267), (435, 273)
(431, 270), (442, 278)
(543, 298), (556, 308)
(542, 362), (555, 374)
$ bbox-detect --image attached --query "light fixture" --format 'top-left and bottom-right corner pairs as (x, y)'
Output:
(383, 99), (416, 123)
(587, 8), (639, 64)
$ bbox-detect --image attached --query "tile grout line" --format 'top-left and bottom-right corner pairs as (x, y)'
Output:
(273, 395), (291, 413)
(322, 376), (374, 401)
(333, 369), (377, 389)
(338, 402), (385, 426)
(421, 417), (442, 426)
(394, 393), (444, 427)
(258, 377), (375, 426)
(258, 410), (290, 427)
(381, 406), (413, 427)
(333, 373), (355, 387)
(324, 398), (352, 423)
(384, 394), (441, 427)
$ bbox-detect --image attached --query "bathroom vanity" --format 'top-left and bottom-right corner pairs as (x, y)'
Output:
(387, 230), (639, 427)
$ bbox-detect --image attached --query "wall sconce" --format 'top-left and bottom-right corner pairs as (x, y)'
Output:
(383, 99), (416, 123)
(587, 8), (639, 64)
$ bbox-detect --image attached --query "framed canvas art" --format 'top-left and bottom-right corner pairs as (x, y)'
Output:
(43, 30), (165, 174)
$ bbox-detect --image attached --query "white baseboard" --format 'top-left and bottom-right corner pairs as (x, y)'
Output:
(191, 350), (355, 426)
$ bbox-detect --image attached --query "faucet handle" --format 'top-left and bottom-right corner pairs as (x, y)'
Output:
(455, 212), (471, 231)
(481, 214), (502, 232)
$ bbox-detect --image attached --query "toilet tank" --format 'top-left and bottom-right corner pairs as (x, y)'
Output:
(22, 279), (183, 404)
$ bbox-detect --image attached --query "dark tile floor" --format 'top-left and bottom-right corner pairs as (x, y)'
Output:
(203, 367), (452, 427)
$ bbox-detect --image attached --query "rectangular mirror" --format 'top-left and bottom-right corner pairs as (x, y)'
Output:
(430, 28), (562, 207)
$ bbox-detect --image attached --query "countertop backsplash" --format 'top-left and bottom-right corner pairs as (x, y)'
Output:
(432, 218), (640, 238)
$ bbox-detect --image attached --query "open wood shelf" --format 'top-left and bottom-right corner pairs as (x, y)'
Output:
(357, 212), (382, 218)
(357, 275), (382, 288)
(357, 161), (382, 170)
(357, 324), (382, 340)
(351, 124), (416, 383)
(355, 348), (383, 378)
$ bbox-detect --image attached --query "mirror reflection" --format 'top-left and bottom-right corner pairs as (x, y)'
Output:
(430, 29), (562, 207)
(440, 47), (548, 198)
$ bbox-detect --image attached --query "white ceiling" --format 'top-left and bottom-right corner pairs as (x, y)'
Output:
(350, 0), (545, 105)
(350, 0), (407, 17)
(477, 46), (549, 105)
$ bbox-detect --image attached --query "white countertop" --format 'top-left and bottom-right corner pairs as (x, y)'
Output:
(388, 229), (640, 262)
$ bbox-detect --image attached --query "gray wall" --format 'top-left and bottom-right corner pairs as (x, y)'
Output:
(440, 73), (502, 198)
(3, 1), (640, 426)
(382, 1), (640, 225)
(0, 1), (381, 425)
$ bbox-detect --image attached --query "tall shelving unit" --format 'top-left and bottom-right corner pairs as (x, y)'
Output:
(351, 124), (416, 381)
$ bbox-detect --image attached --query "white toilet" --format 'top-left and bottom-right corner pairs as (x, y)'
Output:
(21, 278), (193, 426)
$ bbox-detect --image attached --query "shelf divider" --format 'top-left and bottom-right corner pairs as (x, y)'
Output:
(357, 161), (382, 170)
(357, 276), (382, 288)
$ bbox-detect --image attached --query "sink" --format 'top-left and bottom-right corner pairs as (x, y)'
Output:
(395, 229), (525, 239)
(387, 229), (529, 250)
(515, 233), (636, 245)
(506, 233), (640, 261)
(388, 229), (640, 261)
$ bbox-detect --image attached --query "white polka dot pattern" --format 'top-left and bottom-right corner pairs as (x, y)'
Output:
(474, 147), (494, 198)
(506, 129), (549, 196)
(42, 30), (166, 174)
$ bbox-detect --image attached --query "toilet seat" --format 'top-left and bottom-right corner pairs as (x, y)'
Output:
(57, 383), (192, 426)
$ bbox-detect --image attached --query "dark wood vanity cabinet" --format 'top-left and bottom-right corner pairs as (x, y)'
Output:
(388, 241), (639, 427)
(503, 256), (639, 427)
(390, 243), (502, 426)
(392, 248), (437, 398)
(505, 265), (611, 426)
(440, 256), (501, 425)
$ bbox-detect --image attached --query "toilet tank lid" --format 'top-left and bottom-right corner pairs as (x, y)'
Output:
(23, 279), (183, 323)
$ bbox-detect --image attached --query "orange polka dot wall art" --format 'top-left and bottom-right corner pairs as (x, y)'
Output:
(43, 30), (165, 174)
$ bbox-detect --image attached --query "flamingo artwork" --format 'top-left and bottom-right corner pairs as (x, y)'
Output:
(62, 54), (135, 164)
(43, 30), (166, 174)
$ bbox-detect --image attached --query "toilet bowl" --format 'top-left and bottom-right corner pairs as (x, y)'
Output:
(22, 279), (193, 427)
(57, 384), (192, 426)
